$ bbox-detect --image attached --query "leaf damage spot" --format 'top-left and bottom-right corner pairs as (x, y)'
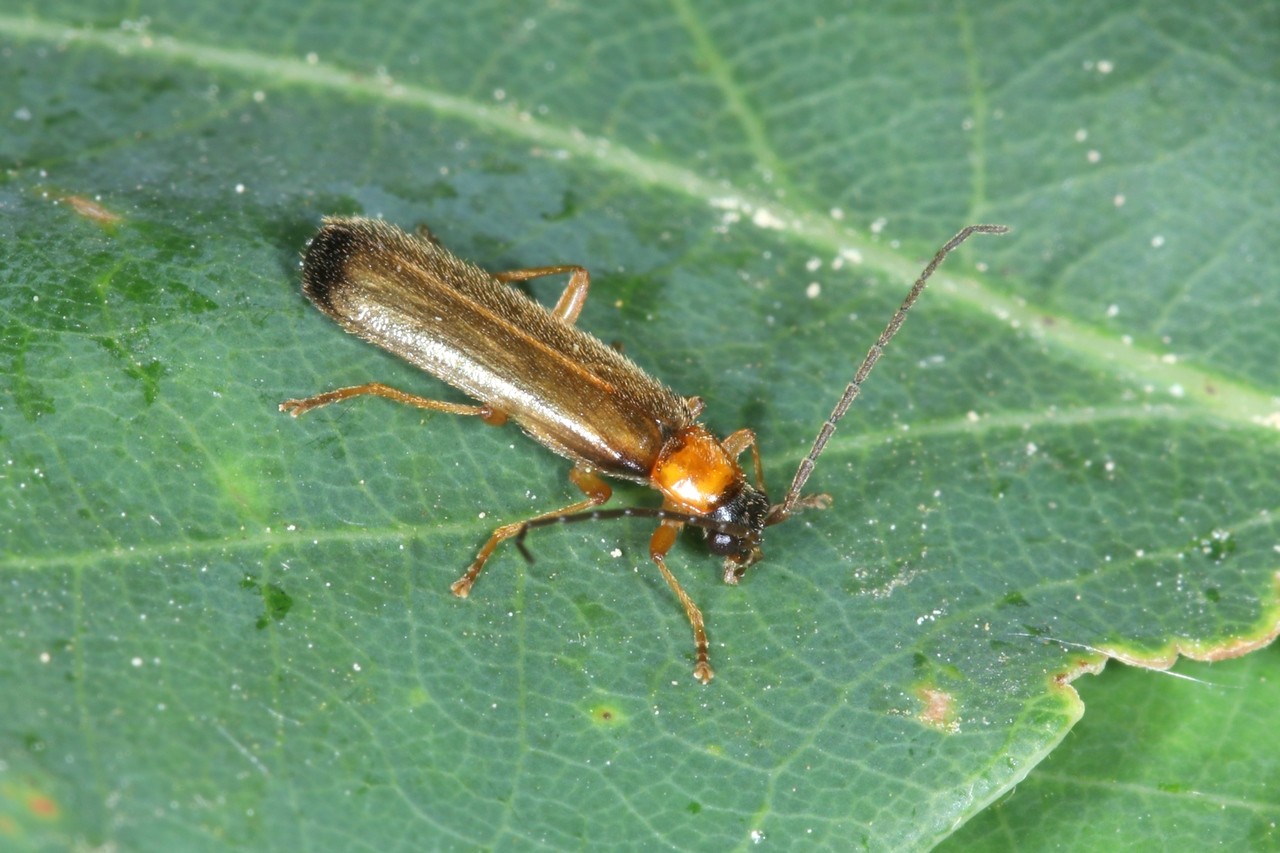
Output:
(914, 685), (960, 733)
(588, 703), (625, 727)
(26, 791), (59, 820)
(1033, 575), (1280, 685)
(64, 195), (123, 227)
(35, 186), (124, 229)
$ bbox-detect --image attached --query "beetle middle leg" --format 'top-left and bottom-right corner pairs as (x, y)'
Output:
(451, 468), (612, 597)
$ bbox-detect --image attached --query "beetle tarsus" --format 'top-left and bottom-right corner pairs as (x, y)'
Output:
(694, 661), (714, 684)
(450, 575), (475, 598)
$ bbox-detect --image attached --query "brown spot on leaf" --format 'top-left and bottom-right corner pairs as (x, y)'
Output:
(64, 195), (123, 227)
(589, 704), (624, 726)
(915, 686), (959, 733)
(27, 791), (59, 819)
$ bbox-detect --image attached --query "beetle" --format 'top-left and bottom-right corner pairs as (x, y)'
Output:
(281, 217), (1007, 682)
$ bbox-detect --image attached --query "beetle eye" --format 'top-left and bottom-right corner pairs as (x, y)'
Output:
(707, 531), (740, 556)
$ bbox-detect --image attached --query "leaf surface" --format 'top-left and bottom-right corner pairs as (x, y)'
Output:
(1, 2), (1277, 850)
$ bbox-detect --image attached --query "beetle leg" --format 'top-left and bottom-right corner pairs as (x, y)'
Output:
(413, 225), (591, 323)
(722, 428), (766, 493)
(494, 265), (591, 325)
(649, 517), (713, 684)
(280, 382), (508, 425)
(451, 468), (612, 597)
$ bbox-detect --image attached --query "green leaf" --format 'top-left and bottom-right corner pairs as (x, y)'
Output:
(1, 2), (1276, 850)
(942, 646), (1280, 851)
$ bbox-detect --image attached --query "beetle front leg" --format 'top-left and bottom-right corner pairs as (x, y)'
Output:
(650, 517), (713, 684)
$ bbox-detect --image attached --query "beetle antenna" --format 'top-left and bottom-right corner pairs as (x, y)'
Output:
(769, 224), (1009, 523)
(514, 507), (754, 563)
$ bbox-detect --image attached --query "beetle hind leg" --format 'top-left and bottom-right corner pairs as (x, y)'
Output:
(280, 382), (508, 425)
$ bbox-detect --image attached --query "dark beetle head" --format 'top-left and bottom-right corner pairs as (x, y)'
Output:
(703, 482), (770, 583)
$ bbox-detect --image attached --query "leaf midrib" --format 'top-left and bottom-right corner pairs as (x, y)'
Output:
(1, 13), (1272, 429)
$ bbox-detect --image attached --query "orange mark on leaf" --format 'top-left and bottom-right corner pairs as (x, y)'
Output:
(64, 195), (123, 226)
(27, 792), (60, 819)
(915, 686), (959, 733)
